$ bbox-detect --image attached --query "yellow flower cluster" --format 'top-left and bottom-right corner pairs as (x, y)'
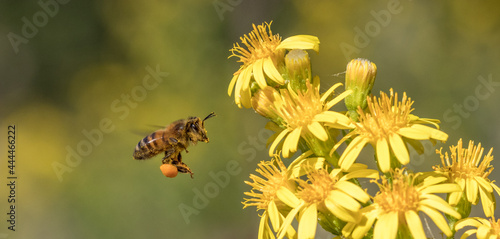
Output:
(227, 22), (498, 239)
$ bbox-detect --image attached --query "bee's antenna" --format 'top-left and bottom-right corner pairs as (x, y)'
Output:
(203, 112), (216, 122)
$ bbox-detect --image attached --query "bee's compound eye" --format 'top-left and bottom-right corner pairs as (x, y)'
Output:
(191, 123), (198, 130)
(160, 164), (178, 178)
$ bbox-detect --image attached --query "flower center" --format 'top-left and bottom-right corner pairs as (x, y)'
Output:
(297, 169), (336, 205)
(357, 91), (412, 142)
(275, 86), (323, 129)
(243, 159), (290, 210)
(229, 22), (282, 67)
(375, 172), (420, 216)
(436, 140), (494, 181)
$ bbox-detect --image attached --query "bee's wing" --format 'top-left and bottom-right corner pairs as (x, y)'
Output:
(146, 124), (166, 129)
(130, 125), (165, 137)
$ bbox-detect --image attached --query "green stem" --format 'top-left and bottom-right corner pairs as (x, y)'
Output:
(305, 131), (339, 168)
(446, 192), (471, 239)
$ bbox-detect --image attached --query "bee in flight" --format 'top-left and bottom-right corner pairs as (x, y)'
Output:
(133, 112), (216, 178)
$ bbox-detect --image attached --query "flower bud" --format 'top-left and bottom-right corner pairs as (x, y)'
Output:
(285, 49), (311, 92)
(344, 58), (377, 121)
(251, 87), (285, 126)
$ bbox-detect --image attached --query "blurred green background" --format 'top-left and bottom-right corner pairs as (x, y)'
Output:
(1, 0), (500, 238)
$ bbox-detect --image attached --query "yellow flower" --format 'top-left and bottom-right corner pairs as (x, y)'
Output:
(277, 164), (378, 239)
(343, 168), (462, 239)
(333, 89), (448, 172)
(263, 80), (352, 158)
(243, 157), (297, 239)
(228, 22), (320, 108)
(456, 217), (500, 239)
(433, 139), (500, 217)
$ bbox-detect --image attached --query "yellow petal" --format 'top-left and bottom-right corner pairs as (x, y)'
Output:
(239, 86), (252, 108)
(458, 178), (466, 191)
(328, 190), (361, 212)
(324, 198), (359, 223)
(347, 163), (368, 171)
(492, 183), (500, 196)
(277, 186), (300, 208)
(240, 64), (253, 91)
(263, 57), (284, 85)
(282, 127), (302, 158)
(374, 211), (398, 239)
(420, 206), (453, 237)
(420, 197), (461, 219)
(266, 131), (280, 149)
(252, 58), (267, 89)
(448, 192), (461, 206)
(455, 217), (484, 230)
(376, 138), (391, 173)
(339, 137), (368, 171)
(258, 212), (272, 239)
(288, 156), (324, 179)
(228, 73), (238, 96)
(397, 127), (431, 140)
(234, 67), (248, 107)
(268, 200), (281, 232)
(459, 229), (477, 239)
(420, 183), (462, 194)
(325, 89), (352, 110)
(389, 133), (409, 165)
(419, 174), (448, 187)
(307, 121), (328, 141)
(277, 202), (303, 239)
(335, 181), (370, 203)
(269, 129), (290, 157)
(405, 210), (426, 239)
(286, 150), (314, 178)
(350, 207), (377, 239)
(329, 168), (342, 178)
(352, 223), (375, 239)
(298, 204), (317, 239)
(479, 187), (494, 217)
(475, 176), (493, 193)
(343, 169), (380, 181)
(320, 82), (342, 102)
(411, 124), (448, 141)
(283, 213), (297, 239)
(476, 224), (490, 239)
(466, 178), (479, 204)
(342, 222), (356, 238)
(324, 118), (354, 130)
(313, 111), (338, 125)
(276, 35), (320, 52)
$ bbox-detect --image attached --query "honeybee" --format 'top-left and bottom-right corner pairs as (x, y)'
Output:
(133, 112), (216, 178)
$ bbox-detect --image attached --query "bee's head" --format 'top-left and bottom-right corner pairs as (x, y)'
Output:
(187, 112), (216, 143)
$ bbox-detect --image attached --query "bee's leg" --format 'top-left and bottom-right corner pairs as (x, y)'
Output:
(168, 137), (178, 144)
(162, 148), (176, 164)
(169, 137), (188, 153)
(177, 153), (183, 163)
(175, 161), (194, 178)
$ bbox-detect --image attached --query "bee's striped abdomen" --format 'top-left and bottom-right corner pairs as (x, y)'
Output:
(133, 131), (165, 160)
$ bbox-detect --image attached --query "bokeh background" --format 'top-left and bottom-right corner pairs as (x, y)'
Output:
(1, 1), (500, 238)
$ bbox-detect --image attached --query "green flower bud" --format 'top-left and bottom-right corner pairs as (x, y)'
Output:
(344, 58), (377, 121)
(285, 49), (311, 92)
